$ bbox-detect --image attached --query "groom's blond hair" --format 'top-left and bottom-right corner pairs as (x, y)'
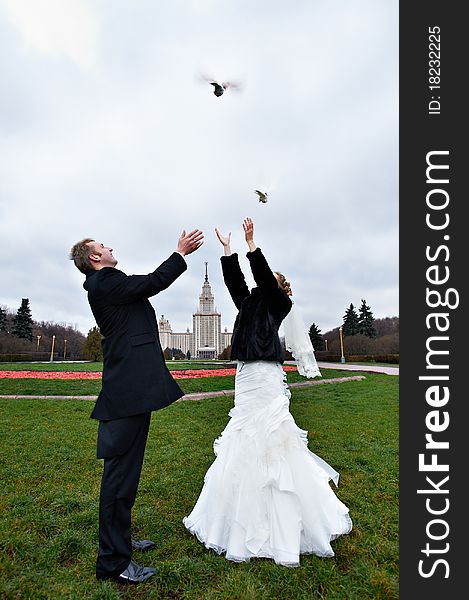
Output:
(70, 238), (96, 274)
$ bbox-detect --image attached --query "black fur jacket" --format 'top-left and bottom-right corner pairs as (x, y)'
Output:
(220, 247), (292, 362)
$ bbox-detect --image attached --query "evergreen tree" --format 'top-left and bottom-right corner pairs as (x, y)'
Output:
(0, 306), (8, 333)
(357, 299), (377, 338)
(186, 350), (191, 360)
(12, 298), (34, 341)
(83, 326), (103, 361)
(172, 347), (185, 360)
(342, 303), (359, 336)
(308, 323), (325, 350)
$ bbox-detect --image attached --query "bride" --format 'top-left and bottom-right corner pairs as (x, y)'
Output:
(183, 217), (352, 566)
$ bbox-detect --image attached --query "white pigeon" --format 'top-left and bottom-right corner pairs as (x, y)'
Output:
(254, 190), (268, 203)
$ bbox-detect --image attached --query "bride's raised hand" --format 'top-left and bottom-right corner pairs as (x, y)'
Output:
(215, 228), (231, 247)
(243, 217), (254, 242)
(215, 228), (232, 256)
(243, 218), (257, 252)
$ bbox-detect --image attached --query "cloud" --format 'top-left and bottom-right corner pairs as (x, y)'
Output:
(0, 0), (98, 69)
(0, 1), (398, 336)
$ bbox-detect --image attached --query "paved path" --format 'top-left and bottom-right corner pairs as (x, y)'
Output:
(284, 361), (399, 376)
(0, 375), (366, 402)
(318, 362), (399, 375)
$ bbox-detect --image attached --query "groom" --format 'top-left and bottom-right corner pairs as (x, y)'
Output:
(70, 229), (204, 584)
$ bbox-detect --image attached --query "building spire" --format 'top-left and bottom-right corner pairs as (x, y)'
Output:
(204, 261), (208, 282)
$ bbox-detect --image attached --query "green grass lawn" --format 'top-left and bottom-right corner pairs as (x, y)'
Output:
(0, 368), (353, 397)
(0, 374), (398, 599)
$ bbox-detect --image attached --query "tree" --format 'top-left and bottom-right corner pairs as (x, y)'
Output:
(0, 307), (8, 333)
(279, 337), (293, 360)
(357, 299), (377, 338)
(373, 316), (399, 337)
(338, 333), (374, 354)
(83, 326), (103, 361)
(163, 347), (172, 360)
(218, 345), (231, 360)
(342, 303), (359, 336)
(186, 350), (191, 360)
(308, 323), (325, 350)
(12, 298), (34, 341)
(172, 347), (185, 360)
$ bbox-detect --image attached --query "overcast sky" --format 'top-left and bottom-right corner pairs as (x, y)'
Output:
(0, 0), (398, 338)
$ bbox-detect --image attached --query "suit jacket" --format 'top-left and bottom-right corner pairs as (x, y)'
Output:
(220, 248), (292, 362)
(84, 252), (187, 420)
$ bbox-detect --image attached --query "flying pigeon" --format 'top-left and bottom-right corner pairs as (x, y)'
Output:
(199, 74), (242, 97)
(255, 190), (268, 203)
(210, 80), (241, 97)
(210, 82), (226, 97)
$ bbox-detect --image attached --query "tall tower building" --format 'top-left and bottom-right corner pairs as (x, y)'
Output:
(156, 262), (231, 360)
(192, 262), (222, 359)
(158, 315), (172, 351)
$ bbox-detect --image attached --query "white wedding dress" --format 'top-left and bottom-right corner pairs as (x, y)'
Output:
(183, 360), (352, 566)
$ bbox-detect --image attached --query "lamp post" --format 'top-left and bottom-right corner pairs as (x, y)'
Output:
(63, 339), (67, 360)
(36, 335), (41, 350)
(324, 338), (328, 352)
(49, 335), (56, 362)
(339, 326), (345, 364)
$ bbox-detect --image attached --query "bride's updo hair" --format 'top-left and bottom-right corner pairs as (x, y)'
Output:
(274, 272), (292, 296)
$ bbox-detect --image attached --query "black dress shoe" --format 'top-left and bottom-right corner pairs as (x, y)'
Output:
(131, 538), (157, 552)
(97, 560), (156, 584)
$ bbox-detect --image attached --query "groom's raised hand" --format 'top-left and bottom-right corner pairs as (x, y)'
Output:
(177, 229), (204, 256)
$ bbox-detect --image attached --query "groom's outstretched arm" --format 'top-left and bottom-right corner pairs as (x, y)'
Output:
(95, 229), (204, 305)
(97, 253), (187, 304)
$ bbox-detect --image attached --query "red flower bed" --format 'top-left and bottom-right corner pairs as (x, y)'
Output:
(0, 366), (297, 380)
(0, 371), (103, 379)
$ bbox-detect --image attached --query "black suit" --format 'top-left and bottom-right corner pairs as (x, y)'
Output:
(83, 252), (187, 578)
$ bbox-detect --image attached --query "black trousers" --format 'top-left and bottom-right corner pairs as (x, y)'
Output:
(95, 412), (151, 578)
